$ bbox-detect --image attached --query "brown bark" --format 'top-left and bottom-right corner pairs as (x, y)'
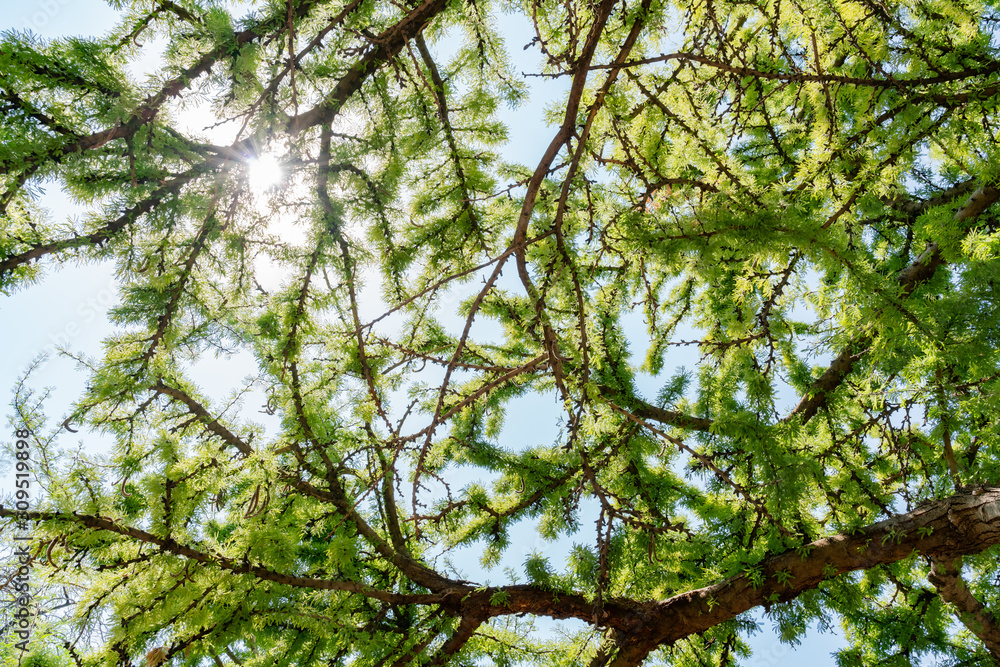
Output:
(929, 557), (1000, 661)
(606, 487), (1000, 666)
(6, 488), (1000, 664)
(424, 614), (487, 666)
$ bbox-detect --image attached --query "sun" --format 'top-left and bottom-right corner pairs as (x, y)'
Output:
(247, 154), (284, 190)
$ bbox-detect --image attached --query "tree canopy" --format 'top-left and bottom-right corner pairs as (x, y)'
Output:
(4, 0), (1000, 664)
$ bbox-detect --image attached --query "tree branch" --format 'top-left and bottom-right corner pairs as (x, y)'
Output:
(0, 167), (204, 283)
(286, 0), (453, 134)
(7, 488), (1000, 660)
(787, 185), (1000, 423)
(424, 613), (486, 666)
(598, 385), (714, 432)
(151, 380), (254, 457)
(0, 509), (446, 604)
(609, 487), (1000, 665)
(928, 557), (1000, 659)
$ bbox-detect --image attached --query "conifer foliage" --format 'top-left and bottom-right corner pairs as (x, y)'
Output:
(4, 0), (1000, 664)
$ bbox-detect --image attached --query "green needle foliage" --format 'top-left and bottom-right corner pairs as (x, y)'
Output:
(4, 0), (1000, 665)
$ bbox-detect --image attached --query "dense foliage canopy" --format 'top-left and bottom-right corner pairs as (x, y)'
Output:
(4, 0), (1000, 664)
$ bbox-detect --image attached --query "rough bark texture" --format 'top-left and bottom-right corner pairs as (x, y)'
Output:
(929, 557), (1000, 661)
(5, 1), (1000, 664)
(6, 488), (1000, 665)
(607, 487), (1000, 665)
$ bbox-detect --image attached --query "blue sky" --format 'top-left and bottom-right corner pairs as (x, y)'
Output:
(0, 0), (849, 663)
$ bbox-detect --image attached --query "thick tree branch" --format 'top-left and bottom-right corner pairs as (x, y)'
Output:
(929, 557), (1000, 660)
(608, 487), (1000, 665)
(7, 488), (1000, 661)
(886, 179), (980, 216)
(424, 614), (487, 666)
